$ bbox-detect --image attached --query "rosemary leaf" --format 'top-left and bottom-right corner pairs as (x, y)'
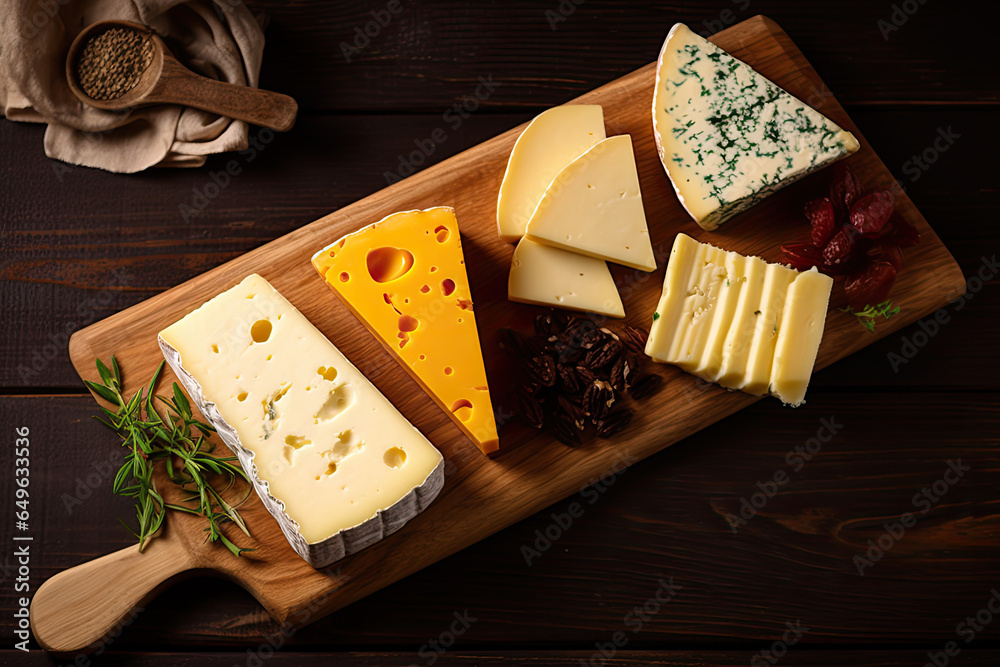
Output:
(87, 356), (254, 557)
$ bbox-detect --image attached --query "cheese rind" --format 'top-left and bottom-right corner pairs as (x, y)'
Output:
(652, 23), (860, 230)
(645, 234), (832, 406)
(508, 237), (625, 318)
(524, 135), (656, 272)
(497, 105), (606, 243)
(158, 274), (444, 568)
(311, 207), (499, 456)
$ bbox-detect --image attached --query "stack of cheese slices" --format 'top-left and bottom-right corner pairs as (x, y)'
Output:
(498, 105), (656, 318)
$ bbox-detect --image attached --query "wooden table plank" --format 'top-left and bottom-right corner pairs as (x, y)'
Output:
(3, 393), (996, 648)
(9, 650), (1000, 666)
(2, 109), (996, 390)
(246, 1), (999, 110)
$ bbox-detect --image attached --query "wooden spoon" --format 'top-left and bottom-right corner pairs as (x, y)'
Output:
(66, 20), (298, 132)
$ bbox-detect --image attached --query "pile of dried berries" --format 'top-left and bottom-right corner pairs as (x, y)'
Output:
(781, 163), (919, 309)
(499, 311), (664, 446)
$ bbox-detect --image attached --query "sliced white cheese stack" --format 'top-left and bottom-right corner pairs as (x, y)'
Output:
(645, 234), (832, 406)
(508, 238), (624, 318)
(497, 104), (606, 243)
(652, 23), (860, 231)
(158, 274), (445, 568)
(525, 135), (656, 273)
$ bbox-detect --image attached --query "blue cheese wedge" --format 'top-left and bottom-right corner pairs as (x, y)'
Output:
(652, 23), (860, 230)
(158, 274), (444, 568)
(645, 234), (832, 406)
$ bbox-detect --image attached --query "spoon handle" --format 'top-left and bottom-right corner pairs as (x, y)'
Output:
(156, 59), (298, 132)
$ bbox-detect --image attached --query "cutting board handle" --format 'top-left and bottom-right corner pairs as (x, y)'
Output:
(30, 536), (195, 655)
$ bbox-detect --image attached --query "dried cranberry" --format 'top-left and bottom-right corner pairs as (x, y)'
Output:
(868, 242), (904, 272)
(849, 190), (894, 235)
(845, 260), (897, 309)
(885, 217), (920, 248)
(804, 197), (838, 247)
(821, 226), (856, 267)
(781, 242), (823, 271)
(829, 163), (862, 216)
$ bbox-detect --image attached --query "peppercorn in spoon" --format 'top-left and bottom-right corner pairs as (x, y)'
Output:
(66, 20), (297, 132)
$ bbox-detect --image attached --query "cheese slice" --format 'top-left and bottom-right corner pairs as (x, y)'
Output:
(652, 23), (860, 230)
(524, 135), (656, 272)
(158, 274), (444, 568)
(497, 104), (606, 243)
(508, 237), (624, 318)
(741, 262), (798, 396)
(771, 268), (833, 406)
(645, 234), (832, 406)
(311, 207), (499, 456)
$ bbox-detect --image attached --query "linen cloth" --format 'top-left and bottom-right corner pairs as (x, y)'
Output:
(0, 0), (265, 172)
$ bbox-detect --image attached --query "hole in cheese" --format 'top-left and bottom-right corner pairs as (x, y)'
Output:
(339, 272), (350, 282)
(420, 284), (430, 293)
(383, 447), (407, 468)
(434, 225), (450, 243)
(398, 315), (419, 332)
(451, 398), (473, 422)
(317, 366), (338, 382)
(314, 383), (355, 422)
(284, 434), (311, 449)
(366, 246), (415, 283)
(441, 279), (456, 296)
(444, 367), (453, 375)
(250, 319), (272, 343)
(237, 392), (248, 402)
(211, 344), (219, 353)
(324, 461), (337, 476)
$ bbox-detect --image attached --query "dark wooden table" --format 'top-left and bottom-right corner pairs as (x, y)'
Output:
(2, 2), (998, 665)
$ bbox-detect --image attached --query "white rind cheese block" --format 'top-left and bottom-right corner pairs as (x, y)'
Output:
(645, 234), (832, 406)
(158, 274), (445, 568)
(497, 105), (606, 243)
(524, 135), (656, 272)
(652, 23), (860, 231)
(508, 238), (625, 318)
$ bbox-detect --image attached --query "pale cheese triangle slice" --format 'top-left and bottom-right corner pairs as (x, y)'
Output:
(524, 135), (656, 272)
(497, 105), (606, 243)
(508, 238), (624, 318)
(652, 23), (859, 231)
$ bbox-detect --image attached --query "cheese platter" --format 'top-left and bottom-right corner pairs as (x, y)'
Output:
(30, 15), (965, 655)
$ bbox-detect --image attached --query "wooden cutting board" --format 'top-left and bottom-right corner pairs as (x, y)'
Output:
(32, 15), (965, 655)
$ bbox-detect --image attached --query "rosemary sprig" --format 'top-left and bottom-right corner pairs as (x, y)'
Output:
(840, 299), (901, 334)
(85, 356), (254, 556)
